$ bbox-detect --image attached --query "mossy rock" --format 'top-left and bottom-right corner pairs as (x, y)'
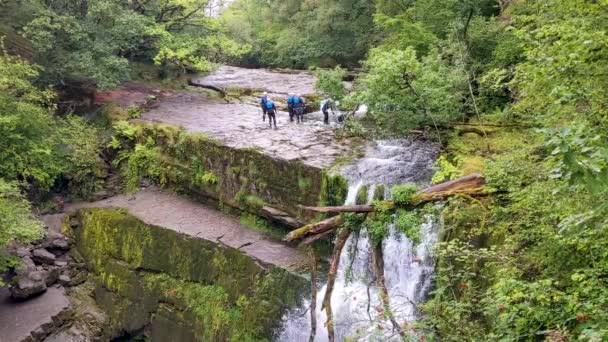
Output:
(70, 208), (308, 341)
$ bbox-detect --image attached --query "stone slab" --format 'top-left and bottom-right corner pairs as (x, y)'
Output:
(66, 188), (307, 272)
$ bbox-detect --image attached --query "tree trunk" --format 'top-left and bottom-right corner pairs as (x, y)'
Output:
(372, 244), (405, 338)
(298, 204), (377, 214)
(308, 247), (317, 342)
(322, 229), (351, 342)
(284, 216), (344, 242)
(288, 174), (487, 242)
(80, 0), (88, 18)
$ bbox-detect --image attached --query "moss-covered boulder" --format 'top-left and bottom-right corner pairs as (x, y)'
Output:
(69, 208), (308, 341)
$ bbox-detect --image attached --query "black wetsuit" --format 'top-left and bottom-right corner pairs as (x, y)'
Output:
(260, 96), (268, 121)
(287, 96), (295, 122)
(322, 99), (332, 124)
(293, 97), (305, 123)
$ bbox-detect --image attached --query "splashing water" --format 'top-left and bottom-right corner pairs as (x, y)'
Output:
(277, 140), (440, 341)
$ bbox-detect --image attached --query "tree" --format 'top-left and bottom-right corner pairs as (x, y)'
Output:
(356, 47), (467, 135)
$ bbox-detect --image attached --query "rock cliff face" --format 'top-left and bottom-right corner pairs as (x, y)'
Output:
(68, 208), (309, 341)
(129, 122), (348, 223)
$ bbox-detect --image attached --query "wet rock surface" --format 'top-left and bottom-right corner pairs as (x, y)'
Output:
(67, 187), (307, 271)
(191, 65), (316, 97)
(139, 91), (353, 168)
(0, 286), (71, 342)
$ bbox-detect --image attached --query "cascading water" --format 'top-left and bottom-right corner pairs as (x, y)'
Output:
(278, 139), (440, 341)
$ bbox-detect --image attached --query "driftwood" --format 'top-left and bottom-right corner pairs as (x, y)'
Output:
(322, 229), (351, 342)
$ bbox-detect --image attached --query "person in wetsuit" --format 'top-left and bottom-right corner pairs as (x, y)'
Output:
(265, 99), (278, 129)
(287, 93), (295, 122)
(260, 92), (269, 122)
(321, 98), (335, 125)
(293, 94), (305, 124)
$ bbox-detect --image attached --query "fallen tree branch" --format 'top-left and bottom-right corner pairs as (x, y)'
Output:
(418, 172), (484, 194)
(288, 174), (487, 243)
(284, 216), (344, 242)
(298, 204), (377, 214)
(187, 80), (227, 97)
(322, 229), (351, 342)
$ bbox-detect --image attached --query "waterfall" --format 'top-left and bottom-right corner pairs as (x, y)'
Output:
(278, 140), (440, 341)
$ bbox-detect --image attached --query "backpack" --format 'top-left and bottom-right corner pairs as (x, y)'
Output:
(265, 101), (274, 110)
(287, 96), (294, 104)
(293, 96), (301, 105)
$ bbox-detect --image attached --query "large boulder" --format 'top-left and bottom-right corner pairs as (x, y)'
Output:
(10, 275), (47, 299)
(32, 248), (56, 265)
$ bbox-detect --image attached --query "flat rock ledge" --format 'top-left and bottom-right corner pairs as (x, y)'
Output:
(66, 187), (307, 272)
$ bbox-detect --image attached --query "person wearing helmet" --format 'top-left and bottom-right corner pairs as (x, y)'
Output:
(321, 97), (335, 125)
(293, 94), (305, 124)
(287, 93), (295, 122)
(260, 92), (269, 122)
(265, 98), (278, 129)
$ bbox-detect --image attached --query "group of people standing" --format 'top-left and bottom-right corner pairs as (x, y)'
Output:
(260, 92), (306, 129)
(259, 92), (341, 129)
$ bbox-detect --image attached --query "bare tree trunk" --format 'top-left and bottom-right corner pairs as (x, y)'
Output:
(372, 244), (406, 338)
(308, 247), (317, 342)
(80, 0), (88, 18)
(322, 229), (351, 342)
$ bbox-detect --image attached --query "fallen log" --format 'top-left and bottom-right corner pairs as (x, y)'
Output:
(187, 80), (227, 97)
(288, 174), (487, 242)
(298, 204), (377, 214)
(301, 229), (336, 246)
(418, 172), (484, 194)
(284, 216), (344, 242)
(322, 229), (351, 342)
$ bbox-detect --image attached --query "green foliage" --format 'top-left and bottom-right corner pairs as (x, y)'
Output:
(221, 0), (376, 68)
(395, 209), (422, 244)
(356, 47), (467, 135)
(4, 0), (246, 88)
(431, 156), (461, 184)
(0, 179), (43, 283)
(126, 106), (142, 119)
(0, 53), (105, 196)
(391, 183), (418, 206)
(314, 66), (347, 100)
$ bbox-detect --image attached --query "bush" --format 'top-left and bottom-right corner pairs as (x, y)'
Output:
(391, 184), (418, 206)
(315, 66), (347, 100)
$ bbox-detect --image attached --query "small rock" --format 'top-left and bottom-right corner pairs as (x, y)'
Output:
(42, 268), (60, 286)
(50, 239), (70, 251)
(32, 248), (56, 265)
(54, 260), (68, 267)
(58, 274), (71, 286)
(16, 247), (32, 257)
(10, 276), (47, 299)
(14, 256), (37, 276)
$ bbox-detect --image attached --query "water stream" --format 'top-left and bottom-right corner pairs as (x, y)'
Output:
(278, 139), (440, 341)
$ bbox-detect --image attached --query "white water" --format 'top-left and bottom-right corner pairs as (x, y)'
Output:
(278, 140), (440, 341)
